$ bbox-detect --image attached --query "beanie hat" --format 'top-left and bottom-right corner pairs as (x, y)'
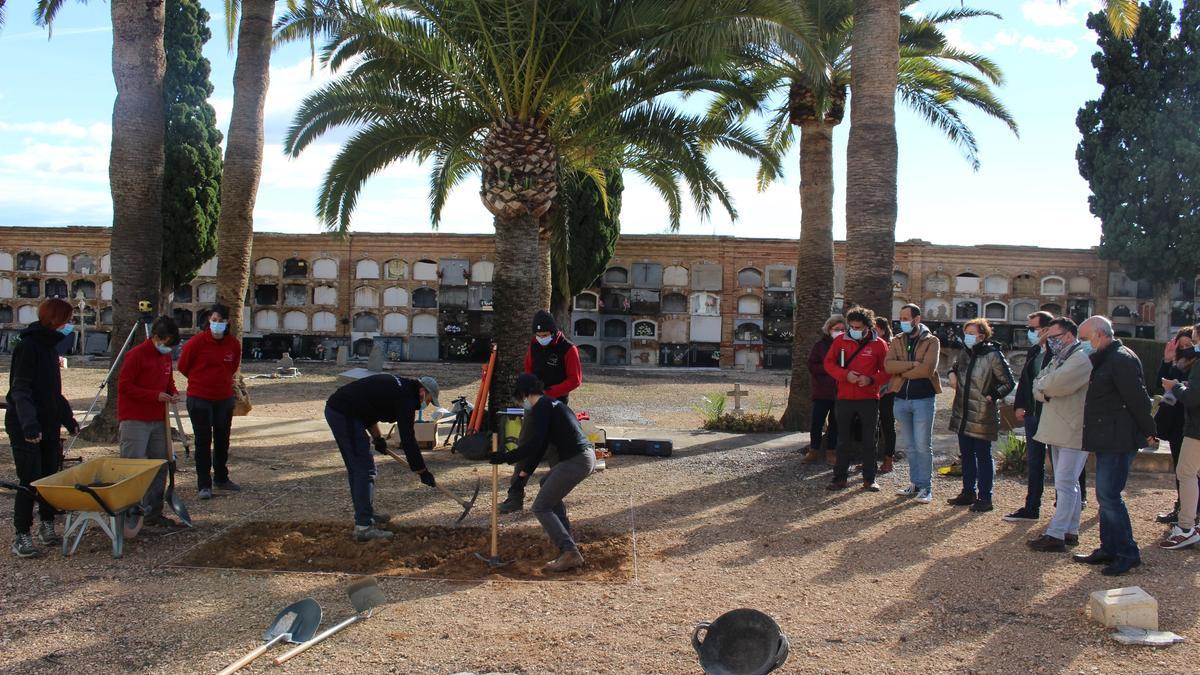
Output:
(532, 310), (557, 333)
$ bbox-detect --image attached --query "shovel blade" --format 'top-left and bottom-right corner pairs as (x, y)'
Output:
(266, 598), (323, 643)
(347, 576), (387, 614)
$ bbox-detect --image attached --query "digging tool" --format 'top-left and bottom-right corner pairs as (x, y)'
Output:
(379, 446), (479, 525)
(467, 345), (497, 432)
(163, 403), (192, 527)
(273, 577), (387, 666)
(169, 401), (191, 458)
(474, 434), (512, 570)
(217, 597), (322, 675)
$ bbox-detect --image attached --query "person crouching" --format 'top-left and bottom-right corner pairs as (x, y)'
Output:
(491, 374), (595, 573)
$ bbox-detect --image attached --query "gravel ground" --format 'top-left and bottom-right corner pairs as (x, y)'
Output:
(0, 361), (1196, 674)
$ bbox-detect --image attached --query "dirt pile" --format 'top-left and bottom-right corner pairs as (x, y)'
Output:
(178, 521), (633, 582)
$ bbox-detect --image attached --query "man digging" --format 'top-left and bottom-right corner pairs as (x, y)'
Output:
(325, 373), (440, 542)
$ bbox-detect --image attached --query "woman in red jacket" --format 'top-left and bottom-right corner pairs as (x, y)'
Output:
(178, 304), (242, 499)
(802, 314), (845, 466)
(823, 306), (889, 492)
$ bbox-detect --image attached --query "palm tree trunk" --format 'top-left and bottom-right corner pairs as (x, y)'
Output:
(215, 0), (273, 338)
(537, 220), (553, 309)
(844, 0), (900, 315)
(82, 0), (167, 442)
(781, 121), (835, 431)
(491, 213), (542, 414)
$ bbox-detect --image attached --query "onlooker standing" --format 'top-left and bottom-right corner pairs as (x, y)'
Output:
(1027, 318), (1092, 552)
(885, 304), (941, 504)
(1158, 327), (1200, 550)
(1073, 316), (1156, 576)
(1153, 328), (1196, 525)
(178, 304), (242, 499)
(5, 299), (79, 557)
(946, 318), (1015, 512)
(802, 315), (845, 465)
(117, 316), (183, 529)
(873, 316), (897, 475)
(823, 307), (888, 491)
(1004, 311), (1054, 522)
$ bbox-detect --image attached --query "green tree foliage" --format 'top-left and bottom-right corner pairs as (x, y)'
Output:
(549, 170), (622, 324)
(1077, 0), (1200, 291)
(161, 0), (222, 296)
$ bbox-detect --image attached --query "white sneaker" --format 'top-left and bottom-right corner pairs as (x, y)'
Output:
(897, 485), (919, 497)
(1159, 525), (1199, 550)
(915, 488), (933, 504)
(352, 525), (394, 542)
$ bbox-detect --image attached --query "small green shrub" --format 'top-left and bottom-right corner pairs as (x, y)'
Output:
(693, 392), (726, 426)
(702, 412), (785, 433)
(997, 432), (1027, 475)
(1124, 337), (1166, 394)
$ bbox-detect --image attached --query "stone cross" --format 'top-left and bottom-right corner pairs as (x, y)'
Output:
(726, 383), (749, 412)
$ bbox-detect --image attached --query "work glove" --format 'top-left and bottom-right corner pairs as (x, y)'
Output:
(373, 436), (389, 455)
(488, 453), (508, 465)
(418, 470), (436, 488)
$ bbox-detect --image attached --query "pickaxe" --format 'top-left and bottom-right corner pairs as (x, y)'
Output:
(380, 447), (479, 525)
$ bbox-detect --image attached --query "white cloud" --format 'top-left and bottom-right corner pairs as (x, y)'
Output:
(1021, 35), (1079, 58)
(991, 29), (1022, 48)
(941, 27), (978, 53)
(0, 120), (110, 142)
(1020, 0), (1102, 27)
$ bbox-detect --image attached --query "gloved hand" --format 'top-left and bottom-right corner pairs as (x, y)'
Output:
(418, 470), (436, 487)
(489, 453), (508, 465)
(373, 436), (389, 455)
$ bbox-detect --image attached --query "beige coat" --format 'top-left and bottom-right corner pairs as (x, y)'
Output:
(884, 325), (943, 395)
(1032, 342), (1093, 449)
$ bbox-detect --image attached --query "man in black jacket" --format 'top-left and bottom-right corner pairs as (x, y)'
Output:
(1072, 316), (1157, 576)
(325, 373), (439, 542)
(1005, 311), (1055, 522)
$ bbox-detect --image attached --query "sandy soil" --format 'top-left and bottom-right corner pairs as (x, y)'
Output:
(0, 361), (1196, 674)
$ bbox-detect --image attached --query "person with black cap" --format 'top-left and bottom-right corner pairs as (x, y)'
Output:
(492, 373), (596, 572)
(498, 309), (583, 513)
(325, 373), (440, 541)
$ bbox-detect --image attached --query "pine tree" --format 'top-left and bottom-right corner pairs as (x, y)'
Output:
(549, 171), (623, 327)
(161, 0), (222, 303)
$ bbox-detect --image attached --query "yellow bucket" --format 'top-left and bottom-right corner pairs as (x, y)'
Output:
(32, 458), (165, 513)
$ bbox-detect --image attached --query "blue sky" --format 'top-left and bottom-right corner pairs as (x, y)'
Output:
(0, 0), (1111, 248)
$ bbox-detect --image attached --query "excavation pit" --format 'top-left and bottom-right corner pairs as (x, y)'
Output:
(177, 521), (634, 582)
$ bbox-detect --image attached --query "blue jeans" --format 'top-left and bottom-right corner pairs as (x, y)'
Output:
(1024, 414), (1047, 513)
(325, 404), (378, 527)
(1095, 450), (1139, 564)
(894, 396), (935, 490)
(1045, 447), (1087, 539)
(958, 434), (994, 500)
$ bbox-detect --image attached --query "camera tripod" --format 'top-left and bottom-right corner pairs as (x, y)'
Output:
(441, 395), (471, 448)
(66, 302), (192, 457)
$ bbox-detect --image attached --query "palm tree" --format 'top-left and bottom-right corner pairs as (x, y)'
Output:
(279, 0), (804, 408)
(1069, 0), (1139, 38)
(717, 1), (1016, 430)
(35, 0), (167, 440)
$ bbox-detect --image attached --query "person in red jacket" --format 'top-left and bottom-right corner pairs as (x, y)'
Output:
(823, 306), (889, 492)
(802, 314), (846, 466)
(178, 304), (242, 499)
(117, 316), (182, 528)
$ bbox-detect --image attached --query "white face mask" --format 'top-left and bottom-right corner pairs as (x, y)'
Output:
(831, 330), (845, 340)
(521, 397), (533, 412)
(535, 335), (552, 347)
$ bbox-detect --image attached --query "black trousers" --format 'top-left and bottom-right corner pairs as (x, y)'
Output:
(9, 433), (60, 533)
(834, 399), (878, 482)
(188, 396), (235, 489)
(809, 398), (838, 451)
(878, 393), (896, 458)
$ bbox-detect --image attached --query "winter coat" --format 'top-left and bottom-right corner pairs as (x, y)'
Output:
(177, 329), (241, 401)
(948, 341), (1015, 441)
(1032, 342), (1092, 449)
(883, 324), (942, 398)
(1171, 355), (1200, 440)
(4, 322), (77, 441)
(807, 335), (838, 401)
(524, 331), (582, 402)
(823, 332), (889, 401)
(1153, 360), (1189, 444)
(117, 339), (178, 423)
(1013, 344), (1052, 417)
(1081, 340), (1156, 453)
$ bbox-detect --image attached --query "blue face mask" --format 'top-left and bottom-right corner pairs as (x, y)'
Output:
(210, 321), (228, 336)
(1079, 341), (1095, 355)
(963, 334), (978, 348)
(899, 321), (913, 334)
(848, 328), (864, 341)
(522, 398), (533, 412)
(156, 343), (173, 355)
(1027, 329), (1039, 344)
(58, 323), (74, 336)
(1193, 344), (1200, 354)
(535, 335), (552, 347)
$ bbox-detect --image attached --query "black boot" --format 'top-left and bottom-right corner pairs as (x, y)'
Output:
(499, 473), (528, 514)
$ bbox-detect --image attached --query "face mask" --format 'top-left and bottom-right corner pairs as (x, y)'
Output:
(535, 335), (552, 347)
(155, 343), (173, 355)
(58, 323), (74, 336)
(963, 334), (978, 348)
(831, 330), (845, 340)
(848, 329), (864, 341)
(522, 398), (533, 412)
(900, 321), (913, 334)
(1027, 329), (1039, 344)
(1193, 344), (1200, 354)
(1079, 341), (1095, 355)
(210, 321), (227, 335)
(1047, 336), (1063, 355)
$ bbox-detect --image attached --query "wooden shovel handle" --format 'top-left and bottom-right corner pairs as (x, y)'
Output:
(381, 447), (467, 508)
(217, 633), (285, 675)
(490, 434), (499, 557)
(273, 614), (361, 665)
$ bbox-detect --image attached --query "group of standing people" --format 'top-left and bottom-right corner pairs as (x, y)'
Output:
(7, 300), (242, 557)
(804, 304), (1197, 574)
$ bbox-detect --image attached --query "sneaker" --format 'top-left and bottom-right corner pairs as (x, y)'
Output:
(213, 479), (241, 492)
(969, 499), (993, 513)
(198, 488), (213, 500)
(1156, 509), (1179, 525)
(373, 512), (392, 525)
(498, 494), (524, 514)
(897, 485), (919, 498)
(353, 525), (395, 542)
(946, 492), (976, 506)
(915, 488), (933, 504)
(544, 549), (584, 573)
(37, 521), (59, 546)
(1003, 508), (1040, 522)
(826, 479), (849, 491)
(11, 532), (35, 558)
(862, 481), (880, 492)
(879, 456), (894, 474)
(1159, 526), (1200, 550)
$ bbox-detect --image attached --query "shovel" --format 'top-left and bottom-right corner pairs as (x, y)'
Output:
(216, 597), (322, 675)
(163, 403), (192, 527)
(379, 444), (480, 525)
(273, 577), (387, 665)
(474, 434), (512, 570)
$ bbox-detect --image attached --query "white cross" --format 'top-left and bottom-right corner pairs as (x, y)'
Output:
(726, 383), (749, 412)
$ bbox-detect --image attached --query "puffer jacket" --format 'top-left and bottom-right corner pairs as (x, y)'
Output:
(948, 341), (1016, 441)
(1032, 342), (1092, 449)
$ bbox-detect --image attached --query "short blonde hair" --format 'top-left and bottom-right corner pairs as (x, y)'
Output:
(963, 317), (993, 341)
(823, 314), (846, 335)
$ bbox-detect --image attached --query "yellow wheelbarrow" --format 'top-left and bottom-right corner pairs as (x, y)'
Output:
(32, 458), (166, 558)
